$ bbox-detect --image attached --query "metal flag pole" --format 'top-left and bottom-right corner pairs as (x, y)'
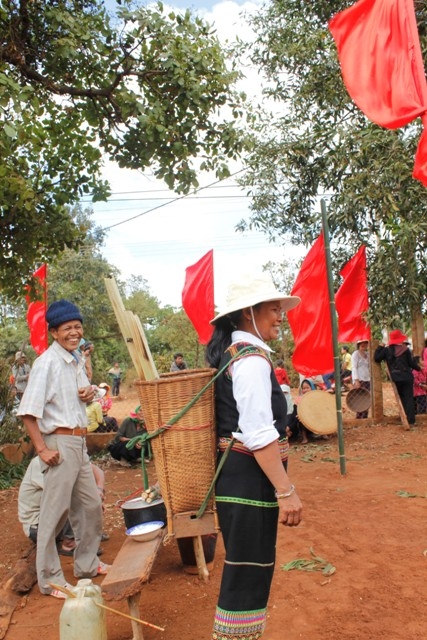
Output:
(320, 198), (346, 475)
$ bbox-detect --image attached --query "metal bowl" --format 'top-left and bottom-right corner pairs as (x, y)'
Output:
(125, 521), (164, 543)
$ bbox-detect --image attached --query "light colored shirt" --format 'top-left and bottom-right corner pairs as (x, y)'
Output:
(229, 330), (279, 451)
(18, 457), (44, 536)
(17, 341), (89, 433)
(351, 349), (370, 383)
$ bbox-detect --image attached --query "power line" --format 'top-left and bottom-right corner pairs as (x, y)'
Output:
(102, 169), (246, 231)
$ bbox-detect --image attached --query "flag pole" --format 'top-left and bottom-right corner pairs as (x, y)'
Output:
(320, 199), (346, 475)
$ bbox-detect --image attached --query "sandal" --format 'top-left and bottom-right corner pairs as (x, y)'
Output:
(49, 582), (73, 599)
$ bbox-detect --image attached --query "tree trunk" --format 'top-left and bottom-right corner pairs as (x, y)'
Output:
(410, 307), (425, 356)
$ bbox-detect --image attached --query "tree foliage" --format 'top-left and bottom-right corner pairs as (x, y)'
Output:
(0, 0), (247, 297)
(240, 0), (427, 329)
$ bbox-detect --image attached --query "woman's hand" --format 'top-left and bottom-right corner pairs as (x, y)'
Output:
(278, 492), (302, 527)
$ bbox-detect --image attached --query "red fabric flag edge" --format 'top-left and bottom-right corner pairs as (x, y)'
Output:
(26, 264), (48, 355)
(182, 250), (214, 345)
(287, 234), (334, 376)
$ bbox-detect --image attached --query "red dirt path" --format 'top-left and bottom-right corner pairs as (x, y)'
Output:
(1, 385), (427, 639)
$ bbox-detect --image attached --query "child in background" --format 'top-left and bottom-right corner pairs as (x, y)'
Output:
(413, 356), (427, 415)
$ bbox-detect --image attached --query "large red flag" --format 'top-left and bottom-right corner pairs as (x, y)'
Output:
(182, 250), (214, 345)
(329, 0), (427, 185)
(287, 234), (333, 376)
(335, 246), (371, 343)
(26, 264), (48, 355)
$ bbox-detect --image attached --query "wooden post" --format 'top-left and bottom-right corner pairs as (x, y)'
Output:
(370, 339), (384, 423)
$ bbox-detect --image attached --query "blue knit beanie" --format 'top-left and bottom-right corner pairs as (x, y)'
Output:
(46, 299), (83, 330)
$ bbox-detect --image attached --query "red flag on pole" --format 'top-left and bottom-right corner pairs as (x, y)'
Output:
(287, 234), (333, 377)
(335, 246), (371, 343)
(26, 264), (48, 355)
(329, 0), (427, 185)
(182, 250), (214, 345)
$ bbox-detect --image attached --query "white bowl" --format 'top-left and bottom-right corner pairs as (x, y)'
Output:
(125, 521), (164, 542)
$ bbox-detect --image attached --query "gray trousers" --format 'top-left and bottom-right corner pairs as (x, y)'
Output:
(37, 434), (102, 594)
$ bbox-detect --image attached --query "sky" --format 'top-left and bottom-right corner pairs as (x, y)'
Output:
(91, 0), (305, 309)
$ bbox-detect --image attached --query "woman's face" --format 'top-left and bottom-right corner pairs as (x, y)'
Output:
(251, 300), (284, 342)
(301, 381), (312, 394)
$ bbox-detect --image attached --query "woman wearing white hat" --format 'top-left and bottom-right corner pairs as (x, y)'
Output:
(206, 273), (302, 640)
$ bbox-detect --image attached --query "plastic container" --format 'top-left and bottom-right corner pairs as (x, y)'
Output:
(177, 534), (217, 574)
(121, 496), (167, 530)
(59, 579), (107, 640)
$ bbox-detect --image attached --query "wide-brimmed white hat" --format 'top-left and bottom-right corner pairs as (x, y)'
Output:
(210, 273), (300, 324)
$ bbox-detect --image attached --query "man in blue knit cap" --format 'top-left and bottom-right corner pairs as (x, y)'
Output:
(18, 299), (109, 598)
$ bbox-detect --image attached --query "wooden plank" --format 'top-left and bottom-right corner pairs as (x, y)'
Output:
(172, 511), (217, 538)
(128, 593), (145, 640)
(104, 277), (158, 381)
(101, 532), (163, 601)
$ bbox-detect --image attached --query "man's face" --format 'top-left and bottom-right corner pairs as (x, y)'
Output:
(51, 321), (83, 352)
(175, 356), (184, 366)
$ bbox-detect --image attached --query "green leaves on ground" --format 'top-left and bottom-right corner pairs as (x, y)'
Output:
(281, 547), (336, 576)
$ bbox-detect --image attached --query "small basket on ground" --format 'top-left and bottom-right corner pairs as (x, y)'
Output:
(135, 369), (217, 537)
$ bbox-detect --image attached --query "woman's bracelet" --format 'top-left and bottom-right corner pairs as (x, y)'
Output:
(275, 485), (295, 499)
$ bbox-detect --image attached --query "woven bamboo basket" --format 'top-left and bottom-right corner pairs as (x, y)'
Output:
(135, 368), (216, 534)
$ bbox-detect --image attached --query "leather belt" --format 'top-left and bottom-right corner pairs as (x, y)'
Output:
(52, 427), (87, 436)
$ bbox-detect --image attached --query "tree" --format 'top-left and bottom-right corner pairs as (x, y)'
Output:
(0, 0), (247, 297)
(240, 0), (427, 344)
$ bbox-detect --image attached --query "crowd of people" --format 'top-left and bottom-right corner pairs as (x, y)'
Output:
(5, 284), (426, 640)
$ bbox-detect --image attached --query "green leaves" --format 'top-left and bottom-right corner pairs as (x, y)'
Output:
(0, 0), (246, 296)
(281, 547), (336, 576)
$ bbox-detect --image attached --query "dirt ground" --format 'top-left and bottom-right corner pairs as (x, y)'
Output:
(1, 383), (427, 639)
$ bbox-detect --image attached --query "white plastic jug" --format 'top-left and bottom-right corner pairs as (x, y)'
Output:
(59, 579), (107, 640)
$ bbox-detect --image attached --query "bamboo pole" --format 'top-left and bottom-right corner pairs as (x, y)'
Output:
(320, 199), (346, 476)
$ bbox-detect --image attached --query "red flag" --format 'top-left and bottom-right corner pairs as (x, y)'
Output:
(287, 234), (333, 376)
(182, 250), (214, 345)
(335, 246), (371, 343)
(26, 264), (48, 355)
(329, 0), (427, 185)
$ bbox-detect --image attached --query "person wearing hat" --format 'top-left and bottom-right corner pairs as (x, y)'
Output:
(205, 272), (302, 640)
(351, 339), (371, 418)
(12, 351), (31, 400)
(374, 329), (420, 425)
(17, 299), (109, 598)
(96, 382), (118, 432)
(107, 405), (147, 466)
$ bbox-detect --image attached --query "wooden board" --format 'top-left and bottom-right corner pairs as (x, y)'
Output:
(385, 364), (410, 430)
(101, 532), (163, 601)
(103, 277), (158, 381)
(172, 511), (217, 539)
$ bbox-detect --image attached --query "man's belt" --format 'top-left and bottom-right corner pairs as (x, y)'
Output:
(52, 427), (87, 436)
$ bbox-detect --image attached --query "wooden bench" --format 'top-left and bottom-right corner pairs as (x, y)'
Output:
(101, 532), (164, 640)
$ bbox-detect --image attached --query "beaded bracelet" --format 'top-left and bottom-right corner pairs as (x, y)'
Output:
(275, 485), (295, 499)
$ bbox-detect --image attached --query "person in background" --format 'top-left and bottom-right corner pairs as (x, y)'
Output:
(18, 456), (108, 555)
(108, 362), (122, 396)
(287, 378), (317, 444)
(86, 388), (106, 433)
(107, 405), (147, 467)
(205, 272), (302, 640)
(351, 339), (371, 418)
(412, 356), (427, 415)
(17, 299), (108, 599)
(273, 359), (290, 387)
(97, 382), (118, 431)
(340, 345), (352, 383)
(79, 341), (94, 381)
(170, 352), (188, 372)
(375, 330), (420, 425)
(12, 352), (31, 400)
